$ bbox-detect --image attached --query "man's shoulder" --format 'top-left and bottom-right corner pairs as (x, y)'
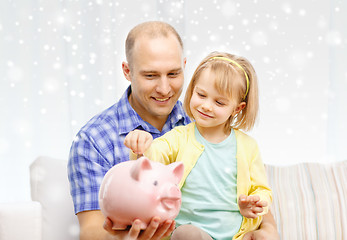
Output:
(79, 103), (120, 136)
(81, 87), (131, 132)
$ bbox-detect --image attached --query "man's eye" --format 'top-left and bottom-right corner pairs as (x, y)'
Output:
(168, 72), (179, 77)
(145, 74), (155, 78)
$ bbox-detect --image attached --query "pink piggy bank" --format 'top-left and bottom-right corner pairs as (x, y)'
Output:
(99, 156), (184, 229)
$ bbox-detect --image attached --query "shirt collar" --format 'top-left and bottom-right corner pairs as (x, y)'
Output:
(117, 87), (143, 135)
(163, 100), (190, 133)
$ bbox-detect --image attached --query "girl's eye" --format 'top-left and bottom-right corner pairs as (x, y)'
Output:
(197, 92), (205, 97)
(216, 101), (225, 106)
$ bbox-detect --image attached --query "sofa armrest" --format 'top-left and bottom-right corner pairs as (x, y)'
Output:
(0, 201), (42, 240)
(30, 156), (79, 240)
(265, 160), (347, 239)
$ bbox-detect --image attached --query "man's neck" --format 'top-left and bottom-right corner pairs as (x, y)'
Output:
(128, 93), (167, 132)
(149, 118), (167, 132)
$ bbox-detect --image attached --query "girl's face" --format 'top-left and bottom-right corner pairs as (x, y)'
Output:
(189, 68), (239, 134)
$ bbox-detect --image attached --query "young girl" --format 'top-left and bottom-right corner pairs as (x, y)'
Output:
(124, 51), (272, 240)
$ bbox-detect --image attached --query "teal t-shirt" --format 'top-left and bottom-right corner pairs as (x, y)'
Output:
(175, 126), (242, 239)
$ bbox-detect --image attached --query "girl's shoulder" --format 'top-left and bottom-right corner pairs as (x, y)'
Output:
(171, 122), (195, 133)
(160, 122), (194, 139)
(234, 129), (258, 148)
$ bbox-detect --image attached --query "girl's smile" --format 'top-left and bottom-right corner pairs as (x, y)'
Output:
(196, 109), (214, 119)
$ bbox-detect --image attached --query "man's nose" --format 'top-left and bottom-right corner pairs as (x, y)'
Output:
(156, 77), (170, 95)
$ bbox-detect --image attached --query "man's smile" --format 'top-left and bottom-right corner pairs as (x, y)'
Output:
(153, 97), (170, 102)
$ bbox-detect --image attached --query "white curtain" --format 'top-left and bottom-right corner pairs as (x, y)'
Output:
(1, 0), (346, 202)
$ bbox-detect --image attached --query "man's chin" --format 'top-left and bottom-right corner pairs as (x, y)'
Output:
(152, 107), (175, 118)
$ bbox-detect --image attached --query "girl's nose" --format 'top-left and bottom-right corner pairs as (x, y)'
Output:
(201, 100), (212, 111)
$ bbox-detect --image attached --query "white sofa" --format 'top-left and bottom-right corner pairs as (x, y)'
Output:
(0, 157), (79, 240)
(0, 156), (346, 240)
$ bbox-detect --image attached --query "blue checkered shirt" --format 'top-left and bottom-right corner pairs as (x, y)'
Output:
(68, 86), (191, 214)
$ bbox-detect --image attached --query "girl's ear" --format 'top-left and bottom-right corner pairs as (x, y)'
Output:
(233, 102), (246, 115)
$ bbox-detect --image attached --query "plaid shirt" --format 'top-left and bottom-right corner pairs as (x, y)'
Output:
(68, 86), (191, 214)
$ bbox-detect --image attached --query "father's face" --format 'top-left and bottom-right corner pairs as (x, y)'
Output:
(126, 34), (185, 127)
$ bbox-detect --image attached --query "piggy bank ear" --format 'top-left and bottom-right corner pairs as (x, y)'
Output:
(170, 162), (184, 184)
(130, 156), (152, 181)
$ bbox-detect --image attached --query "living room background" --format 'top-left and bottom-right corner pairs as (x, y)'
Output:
(1, 0), (346, 202)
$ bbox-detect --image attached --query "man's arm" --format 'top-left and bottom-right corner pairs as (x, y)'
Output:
(243, 210), (279, 240)
(77, 210), (175, 240)
(78, 210), (111, 240)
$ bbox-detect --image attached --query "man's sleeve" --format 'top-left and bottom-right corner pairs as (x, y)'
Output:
(67, 131), (110, 214)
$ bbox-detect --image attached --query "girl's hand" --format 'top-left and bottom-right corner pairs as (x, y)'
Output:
(124, 130), (153, 155)
(238, 194), (268, 219)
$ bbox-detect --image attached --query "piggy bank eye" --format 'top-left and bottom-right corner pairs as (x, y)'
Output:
(153, 180), (158, 186)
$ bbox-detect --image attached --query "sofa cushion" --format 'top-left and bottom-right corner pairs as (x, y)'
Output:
(30, 156), (347, 239)
(265, 160), (347, 239)
(0, 201), (42, 240)
(30, 156), (79, 240)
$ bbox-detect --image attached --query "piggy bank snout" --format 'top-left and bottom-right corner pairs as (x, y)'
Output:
(168, 185), (181, 198)
(161, 184), (181, 198)
(160, 185), (181, 210)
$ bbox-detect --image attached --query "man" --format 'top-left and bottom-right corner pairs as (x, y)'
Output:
(68, 21), (279, 240)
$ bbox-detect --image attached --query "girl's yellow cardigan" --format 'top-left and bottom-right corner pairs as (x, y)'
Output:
(131, 122), (272, 239)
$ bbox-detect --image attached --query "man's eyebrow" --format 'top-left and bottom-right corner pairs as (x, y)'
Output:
(140, 68), (183, 74)
(170, 68), (183, 72)
(139, 70), (158, 74)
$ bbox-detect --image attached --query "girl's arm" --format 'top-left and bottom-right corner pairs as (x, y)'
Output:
(248, 144), (273, 212)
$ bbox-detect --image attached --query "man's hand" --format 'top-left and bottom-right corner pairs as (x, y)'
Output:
(103, 216), (175, 240)
(238, 194), (268, 219)
(124, 129), (153, 155)
(78, 210), (175, 240)
(242, 223), (280, 240)
(242, 210), (280, 240)
(243, 229), (272, 240)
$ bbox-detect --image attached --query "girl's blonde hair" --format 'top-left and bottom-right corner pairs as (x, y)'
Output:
(184, 51), (259, 132)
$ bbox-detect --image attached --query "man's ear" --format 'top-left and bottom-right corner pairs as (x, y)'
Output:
(233, 102), (246, 115)
(122, 62), (131, 82)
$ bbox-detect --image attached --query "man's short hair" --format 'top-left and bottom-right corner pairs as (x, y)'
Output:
(125, 21), (183, 67)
